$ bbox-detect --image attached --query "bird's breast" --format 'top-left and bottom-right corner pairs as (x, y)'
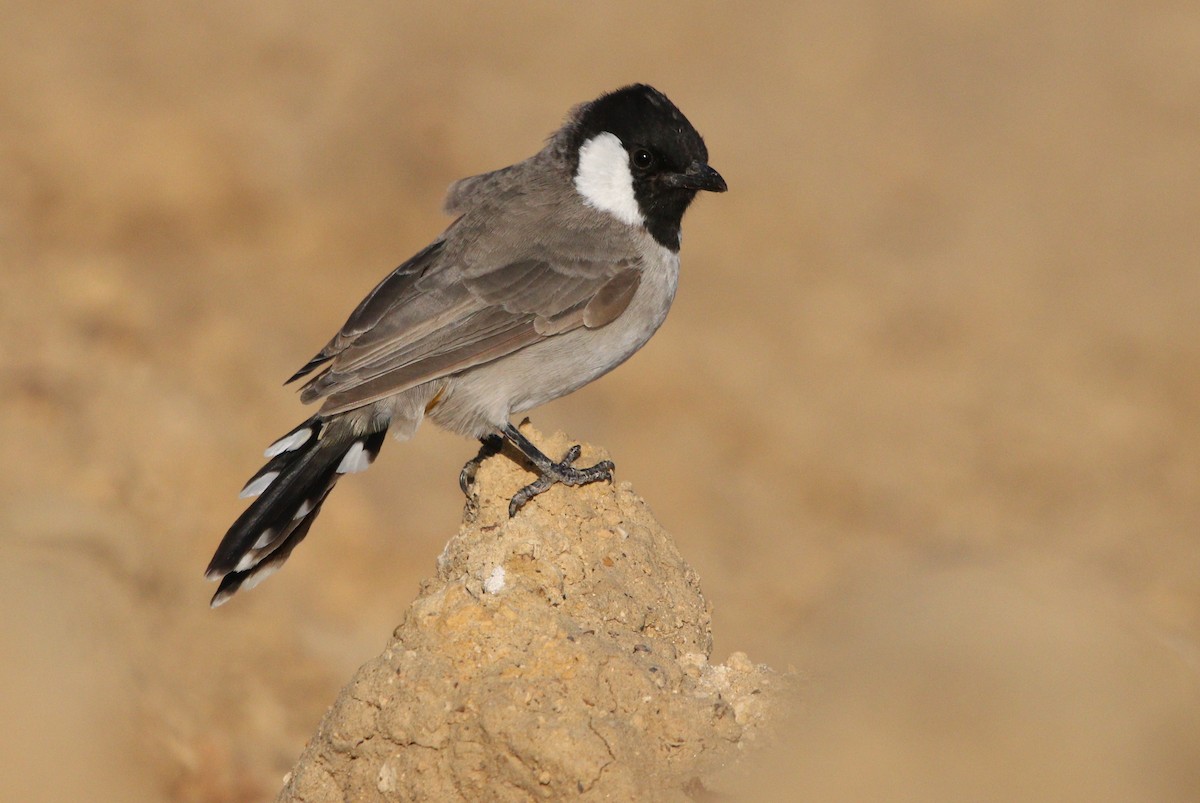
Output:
(513, 243), (680, 402)
(431, 244), (680, 436)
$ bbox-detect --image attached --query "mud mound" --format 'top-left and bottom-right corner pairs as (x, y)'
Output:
(279, 428), (781, 802)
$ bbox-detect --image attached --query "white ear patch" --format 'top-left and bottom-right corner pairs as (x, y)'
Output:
(574, 132), (644, 226)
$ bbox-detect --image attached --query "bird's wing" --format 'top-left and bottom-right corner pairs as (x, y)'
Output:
(285, 239), (447, 384)
(294, 244), (642, 414)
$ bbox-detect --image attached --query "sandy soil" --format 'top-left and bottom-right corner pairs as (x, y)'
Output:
(2, 1), (1198, 800)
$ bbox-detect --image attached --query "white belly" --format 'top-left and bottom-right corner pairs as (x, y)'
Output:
(430, 245), (680, 437)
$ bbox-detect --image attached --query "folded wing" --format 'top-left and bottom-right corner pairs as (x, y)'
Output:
(294, 244), (642, 414)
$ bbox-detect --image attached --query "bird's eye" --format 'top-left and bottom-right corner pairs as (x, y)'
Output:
(631, 148), (655, 170)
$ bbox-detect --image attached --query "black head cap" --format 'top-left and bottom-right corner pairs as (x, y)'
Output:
(567, 84), (726, 250)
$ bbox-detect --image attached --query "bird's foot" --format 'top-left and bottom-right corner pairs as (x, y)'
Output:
(508, 444), (615, 517)
(459, 434), (504, 496)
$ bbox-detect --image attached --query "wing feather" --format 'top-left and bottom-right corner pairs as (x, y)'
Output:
(295, 238), (644, 414)
(287, 239), (446, 383)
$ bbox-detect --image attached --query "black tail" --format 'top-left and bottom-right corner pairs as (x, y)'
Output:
(205, 416), (388, 607)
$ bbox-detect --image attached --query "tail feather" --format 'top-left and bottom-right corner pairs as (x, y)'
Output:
(206, 418), (388, 607)
(228, 416), (329, 503)
(209, 496), (329, 608)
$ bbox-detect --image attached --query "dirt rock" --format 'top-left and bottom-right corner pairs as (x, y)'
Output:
(278, 427), (780, 802)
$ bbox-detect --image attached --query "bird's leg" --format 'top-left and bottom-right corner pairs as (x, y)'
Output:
(501, 423), (615, 517)
(459, 434), (504, 496)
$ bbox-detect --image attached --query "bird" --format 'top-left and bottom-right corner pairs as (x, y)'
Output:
(204, 83), (726, 607)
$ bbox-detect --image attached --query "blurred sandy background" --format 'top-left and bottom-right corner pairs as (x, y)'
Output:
(2, 1), (1199, 800)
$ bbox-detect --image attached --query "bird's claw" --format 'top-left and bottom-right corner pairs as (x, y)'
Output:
(459, 435), (504, 497)
(508, 445), (614, 517)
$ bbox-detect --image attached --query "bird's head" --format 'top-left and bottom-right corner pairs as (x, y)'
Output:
(566, 84), (726, 251)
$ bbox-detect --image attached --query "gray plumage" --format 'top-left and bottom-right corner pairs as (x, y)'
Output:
(206, 84), (725, 606)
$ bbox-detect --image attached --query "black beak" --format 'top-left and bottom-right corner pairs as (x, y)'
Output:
(666, 161), (728, 193)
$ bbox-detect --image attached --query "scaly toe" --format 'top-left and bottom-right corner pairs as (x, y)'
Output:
(509, 475), (555, 517)
(507, 455), (616, 516)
